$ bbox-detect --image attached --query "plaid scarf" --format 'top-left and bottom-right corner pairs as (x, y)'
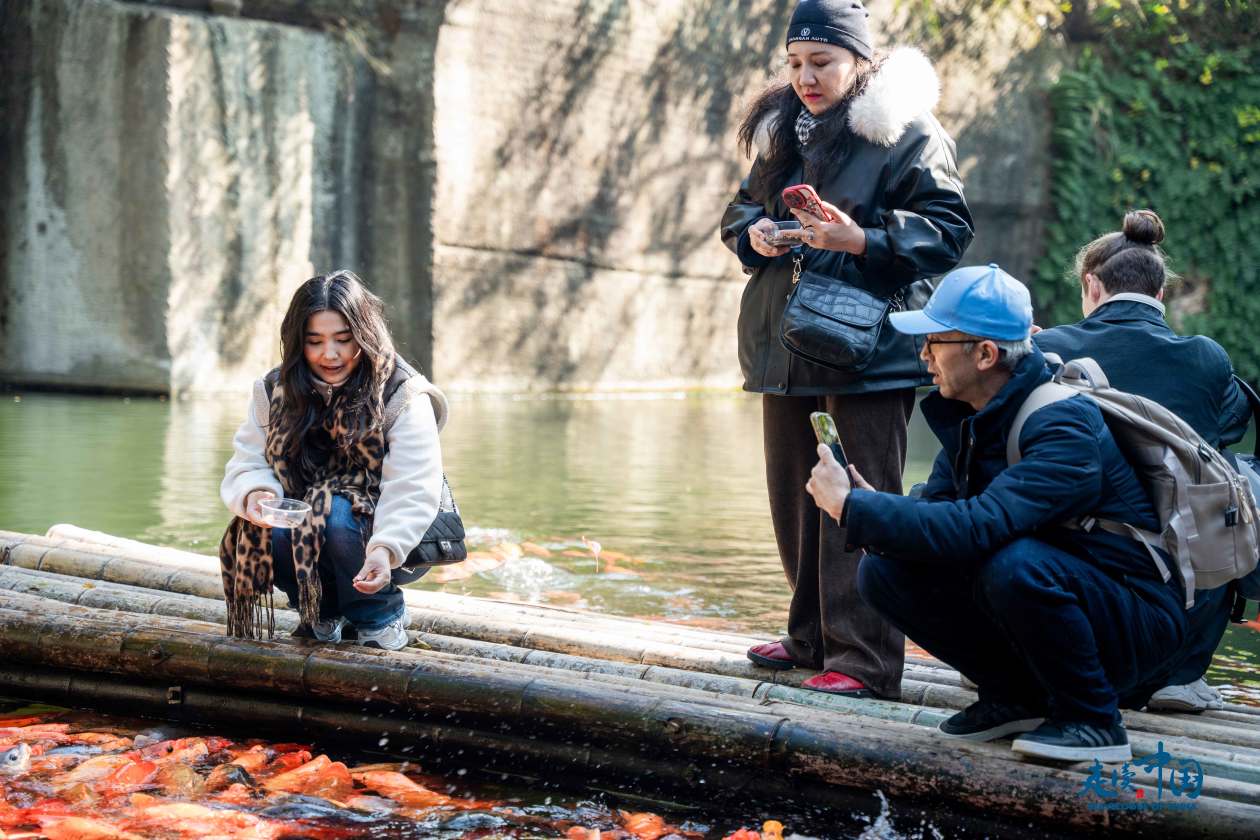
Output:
(795, 109), (824, 149)
(218, 382), (386, 638)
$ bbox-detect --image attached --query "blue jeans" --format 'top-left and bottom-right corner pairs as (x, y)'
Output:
(857, 537), (1186, 726)
(272, 494), (421, 630)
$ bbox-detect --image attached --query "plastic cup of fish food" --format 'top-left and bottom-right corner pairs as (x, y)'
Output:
(258, 498), (311, 529)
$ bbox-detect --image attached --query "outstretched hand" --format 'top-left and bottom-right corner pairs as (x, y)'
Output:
(353, 547), (393, 594)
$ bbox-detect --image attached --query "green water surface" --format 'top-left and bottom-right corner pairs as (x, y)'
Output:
(1, 391), (1255, 703)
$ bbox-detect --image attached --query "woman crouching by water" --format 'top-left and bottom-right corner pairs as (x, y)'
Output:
(219, 270), (447, 650)
(721, 0), (972, 697)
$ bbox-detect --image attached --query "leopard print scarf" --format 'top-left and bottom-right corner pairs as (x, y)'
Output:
(219, 381), (388, 638)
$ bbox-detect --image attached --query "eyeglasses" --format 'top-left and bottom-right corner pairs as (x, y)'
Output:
(922, 337), (976, 352)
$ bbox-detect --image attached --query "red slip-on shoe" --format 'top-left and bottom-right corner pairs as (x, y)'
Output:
(747, 641), (796, 670)
(801, 671), (877, 698)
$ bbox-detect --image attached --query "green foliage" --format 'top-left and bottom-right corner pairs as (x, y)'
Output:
(1036, 1), (1260, 380)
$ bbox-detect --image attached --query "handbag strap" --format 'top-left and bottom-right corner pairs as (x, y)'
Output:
(439, 473), (459, 515)
(789, 248), (907, 308)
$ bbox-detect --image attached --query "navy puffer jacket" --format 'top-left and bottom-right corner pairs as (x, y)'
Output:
(845, 349), (1184, 604)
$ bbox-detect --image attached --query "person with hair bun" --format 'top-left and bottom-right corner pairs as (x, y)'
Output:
(1034, 210), (1251, 712)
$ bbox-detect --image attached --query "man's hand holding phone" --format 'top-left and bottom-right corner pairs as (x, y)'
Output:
(807, 444), (851, 521)
(806, 412), (874, 519)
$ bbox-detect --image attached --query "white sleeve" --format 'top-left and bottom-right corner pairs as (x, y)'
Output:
(220, 383), (284, 518)
(366, 395), (443, 568)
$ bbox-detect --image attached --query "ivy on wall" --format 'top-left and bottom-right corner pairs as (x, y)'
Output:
(1036, 1), (1260, 380)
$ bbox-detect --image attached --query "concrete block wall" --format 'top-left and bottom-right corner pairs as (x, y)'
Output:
(429, 0), (792, 391)
(0, 0), (430, 395)
(1, 0), (1059, 395)
(428, 0), (1061, 392)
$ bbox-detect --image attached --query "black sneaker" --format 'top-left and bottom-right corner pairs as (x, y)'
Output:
(938, 700), (1045, 742)
(1011, 719), (1131, 763)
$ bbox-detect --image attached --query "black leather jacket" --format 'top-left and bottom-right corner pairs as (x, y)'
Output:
(720, 60), (973, 396)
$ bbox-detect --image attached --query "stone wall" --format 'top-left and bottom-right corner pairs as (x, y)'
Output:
(428, 0), (1062, 392)
(2, 0), (1059, 395)
(0, 0), (441, 395)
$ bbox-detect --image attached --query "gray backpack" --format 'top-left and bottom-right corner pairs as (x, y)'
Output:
(1008, 355), (1260, 608)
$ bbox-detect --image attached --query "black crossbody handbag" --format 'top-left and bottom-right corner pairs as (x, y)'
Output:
(400, 474), (467, 571)
(779, 250), (904, 373)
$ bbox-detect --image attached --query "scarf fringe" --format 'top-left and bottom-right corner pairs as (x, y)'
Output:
(297, 574), (323, 632)
(225, 589), (276, 640)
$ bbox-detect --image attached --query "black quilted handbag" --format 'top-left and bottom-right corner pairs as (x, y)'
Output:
(399, 474), (467, 571)
(779, 252), (904, 373)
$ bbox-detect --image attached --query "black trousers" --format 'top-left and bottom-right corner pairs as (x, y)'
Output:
(858, 537), (1185, 725)
(762, 389), (916, 698)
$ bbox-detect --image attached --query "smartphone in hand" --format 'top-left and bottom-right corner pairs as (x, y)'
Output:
(809, 411), (848, 468)
(782, 184), (836, 223)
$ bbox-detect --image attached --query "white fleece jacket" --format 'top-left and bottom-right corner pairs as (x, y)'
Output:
(220, 375), (447, 569)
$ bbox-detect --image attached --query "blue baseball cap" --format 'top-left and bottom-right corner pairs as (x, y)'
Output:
(889, 263), (1032, 341)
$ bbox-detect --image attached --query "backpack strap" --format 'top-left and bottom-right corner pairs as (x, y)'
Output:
(1089, 519), (1173, 584)
(1006, 381), (1077, 466)
(1060, 357), (1110, 390)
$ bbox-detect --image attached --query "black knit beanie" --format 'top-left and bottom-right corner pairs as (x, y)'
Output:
(785, 0), (873, 61)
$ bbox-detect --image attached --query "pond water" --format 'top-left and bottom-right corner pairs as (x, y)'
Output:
(0, 391), (1256, 704)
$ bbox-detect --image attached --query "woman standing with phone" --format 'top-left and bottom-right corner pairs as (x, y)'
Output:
(719, 0), (973, 698)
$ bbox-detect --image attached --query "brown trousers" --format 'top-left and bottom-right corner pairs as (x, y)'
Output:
(762, 389), (916, 698)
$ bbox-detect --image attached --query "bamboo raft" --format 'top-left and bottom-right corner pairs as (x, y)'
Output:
(2, 527), (1259, 837)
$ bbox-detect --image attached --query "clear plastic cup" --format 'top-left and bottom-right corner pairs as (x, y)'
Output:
(765, 220), (802, 246)
(258, 498), (311, 529)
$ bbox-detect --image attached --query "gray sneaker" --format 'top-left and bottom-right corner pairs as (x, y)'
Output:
(311, 616), (348, 643)
(355, 615), (409, 651)
(1146, 678), (1224, 713)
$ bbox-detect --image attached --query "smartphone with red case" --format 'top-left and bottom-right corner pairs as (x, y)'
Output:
(782, 184), (836, 223)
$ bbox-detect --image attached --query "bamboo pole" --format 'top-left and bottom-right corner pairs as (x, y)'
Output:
(0, 665), (1095, 840)
(12, 580), (1260, 796)
(9, 565), (1260, 791)
(0, 587), (958, 745)
(0, 566), (959, 729)
(33, 528), (759, 653)
(0, 605), (1255, 834)
(21, 530), (1260, 719)
(7, 579), (1260, 811)
(9, 535), (1260, 752)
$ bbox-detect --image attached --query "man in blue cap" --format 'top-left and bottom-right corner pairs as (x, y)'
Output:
(805, 264), (1187, 763)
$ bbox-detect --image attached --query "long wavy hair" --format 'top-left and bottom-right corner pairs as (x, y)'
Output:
(275, 270), (396, 475)
(737, 53), (880, 193)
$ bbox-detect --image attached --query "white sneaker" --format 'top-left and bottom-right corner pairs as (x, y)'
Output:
(1146, 678), (1224, 713)
(355, 615), (409, 651)
(311, 616), (348, 643)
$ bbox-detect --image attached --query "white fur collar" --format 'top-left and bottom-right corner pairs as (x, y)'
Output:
(848, 47), (940, 147)
(753, 47), (940, 156)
